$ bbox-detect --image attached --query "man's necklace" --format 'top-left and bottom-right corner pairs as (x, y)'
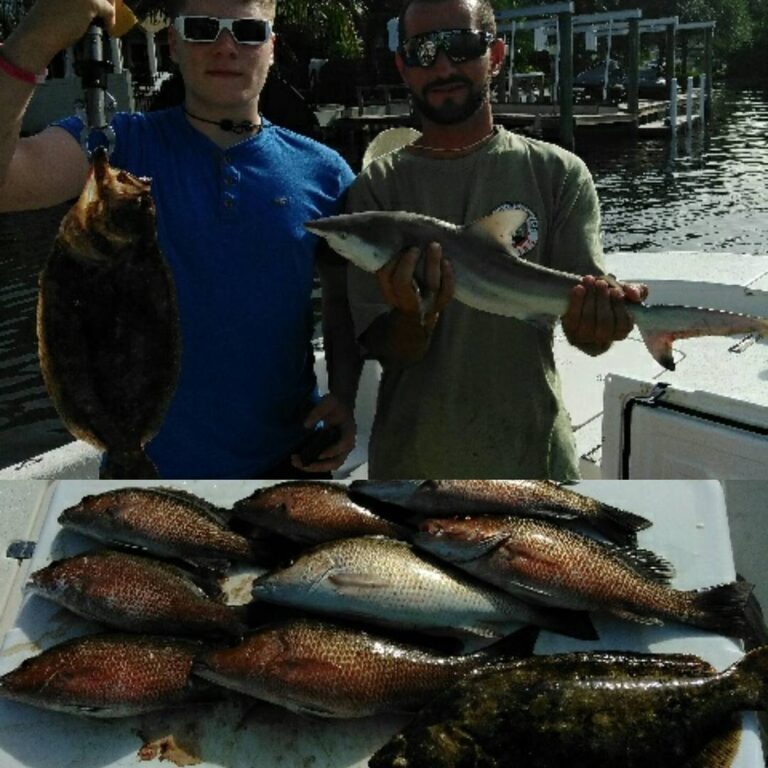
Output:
(184, 109), (261, 135)
(411, 127), (497, 154)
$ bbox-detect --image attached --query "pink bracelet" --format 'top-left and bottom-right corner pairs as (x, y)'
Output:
(0, 45), (48, 85)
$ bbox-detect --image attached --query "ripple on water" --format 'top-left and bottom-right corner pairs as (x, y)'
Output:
(582, 85), (768, 254)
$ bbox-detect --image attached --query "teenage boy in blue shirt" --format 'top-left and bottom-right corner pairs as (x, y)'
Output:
(0, 0), (361, 478)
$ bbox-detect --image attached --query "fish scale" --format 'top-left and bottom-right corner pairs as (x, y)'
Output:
(251, 536), (597, 642)
(37, 148), (179, 479)
(58, 487), (258, 570)
(232, 481), (408, 543)
(414, 516), (754, 637)
(0, 634), (216, 718)
(28, 549), (246, 637)
(369, 648), (763, 767)
(349, 479), (651, 545)
(193, 618), (532, 718)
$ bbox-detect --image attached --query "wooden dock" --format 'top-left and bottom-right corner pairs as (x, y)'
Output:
(491, 95), (701, 138)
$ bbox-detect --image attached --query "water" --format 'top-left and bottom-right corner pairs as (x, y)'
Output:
(581, 85), (768, 254)
(1, 84), (767, 468)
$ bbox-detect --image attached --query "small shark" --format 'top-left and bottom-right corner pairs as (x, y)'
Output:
(305, 208), (768, 371)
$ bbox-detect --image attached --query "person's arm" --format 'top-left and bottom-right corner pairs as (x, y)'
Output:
(290, 244), (362, 472)
(549, 158), (648, 355)
(0, 0), (117, 211)
(358, 242), (455, 367)
(317, 246), (363, 410)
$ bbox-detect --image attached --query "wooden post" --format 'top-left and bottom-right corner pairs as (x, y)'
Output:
(627, 17), (639, 118)
(664, 22), (676, 96)
(558, 9), (574, 150)
(704, 26), (713, 117)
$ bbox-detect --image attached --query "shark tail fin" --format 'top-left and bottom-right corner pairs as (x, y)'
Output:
(635, 304), (768, 372)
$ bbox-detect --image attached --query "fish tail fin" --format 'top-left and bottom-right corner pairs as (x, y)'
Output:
(636, 324), (677, 371)
(688, 580), (755, 636)
(484, 625), (541, 659)
(730, 646), (768, 710)
(591, 502), (653, 545)
(100, 449), (159, 479)
(635, 305), (768, 372)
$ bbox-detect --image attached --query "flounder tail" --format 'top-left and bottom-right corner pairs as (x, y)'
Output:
(101, 448), (159, 479)
(729, 645), (768, 710)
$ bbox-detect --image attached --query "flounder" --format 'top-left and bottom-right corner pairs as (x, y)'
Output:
(37, 148), (179, 478)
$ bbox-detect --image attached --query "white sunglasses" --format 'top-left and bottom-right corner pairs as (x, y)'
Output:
(173, 15), (272, 45)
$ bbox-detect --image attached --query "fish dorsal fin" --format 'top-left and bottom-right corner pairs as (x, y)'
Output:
(465, 208), (529, 253)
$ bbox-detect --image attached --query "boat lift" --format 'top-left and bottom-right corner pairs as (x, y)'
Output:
(495, 6), (715, 145)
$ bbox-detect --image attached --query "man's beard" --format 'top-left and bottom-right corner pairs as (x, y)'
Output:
(412, 76), (489, 125)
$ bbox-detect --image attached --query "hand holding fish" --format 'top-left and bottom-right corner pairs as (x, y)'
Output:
(376, 241), (455, 333)
(562, 275), (649, 355)
(292, 393), (356, 472)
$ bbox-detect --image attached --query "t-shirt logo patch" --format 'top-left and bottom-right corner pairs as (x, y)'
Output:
(493, 202), (539, 257)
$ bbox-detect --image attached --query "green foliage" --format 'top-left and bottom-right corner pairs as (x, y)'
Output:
(276, 0), (364, 59)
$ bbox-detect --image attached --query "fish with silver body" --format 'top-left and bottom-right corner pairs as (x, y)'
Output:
(28, 549), (247, 638)
(251, 536), (596, 643)
(305, 209), (768, 371)
(37, 148), (180, 478)
(413, 516), (754, 638)
(349, 479), (651, 545)
(0, 634), (218, 718)
(58, 486), (262, 571)
(193, 618), (536, 718)
(232, 481), (409, 544)
(368, 648), (765, 767)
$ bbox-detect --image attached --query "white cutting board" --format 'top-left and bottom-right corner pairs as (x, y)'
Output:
(0, 480), (763, 767)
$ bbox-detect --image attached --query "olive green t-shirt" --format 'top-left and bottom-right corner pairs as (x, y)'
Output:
(347, 127), (604, 479)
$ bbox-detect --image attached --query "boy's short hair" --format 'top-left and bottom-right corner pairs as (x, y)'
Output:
(165, 0), (276, 20)
(398, 0), (497, 47)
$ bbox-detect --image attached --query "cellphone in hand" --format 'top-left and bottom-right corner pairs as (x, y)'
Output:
(296, 425), (342, 466)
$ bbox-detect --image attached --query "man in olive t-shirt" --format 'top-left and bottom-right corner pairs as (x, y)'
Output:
(346, 0), (647, 479)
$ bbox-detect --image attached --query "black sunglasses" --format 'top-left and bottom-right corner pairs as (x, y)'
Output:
(400, 28), (495, 68)
(173, 15), (272, 45)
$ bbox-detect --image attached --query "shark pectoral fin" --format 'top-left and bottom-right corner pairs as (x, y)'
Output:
(465, 208), (529, 252)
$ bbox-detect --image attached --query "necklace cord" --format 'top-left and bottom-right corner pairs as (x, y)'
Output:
(412, 127), (497, 153)
(411, 126), (496, 152)
(184, 109), (261, 135)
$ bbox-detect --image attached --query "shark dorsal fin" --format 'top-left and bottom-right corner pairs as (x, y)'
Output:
(465, 208), (529, 253)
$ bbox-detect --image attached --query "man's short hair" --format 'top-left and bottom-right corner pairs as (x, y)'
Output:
(397, 0), (497, 48)
(165, 0), (276, 20)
